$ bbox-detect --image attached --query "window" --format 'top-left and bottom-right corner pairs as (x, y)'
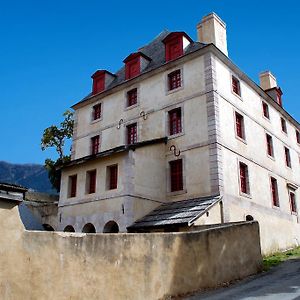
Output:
(170, 159), (183, 192)
(290, 192), (297, 213)
(127, 123), (137, 144)
(281, 118), (287, 133)
(92, 75), (105, 95)
(235, 112), (245, 140)
(125, 58), (140, 80)
(168, 70), (181, 90)
(68, 175), (77, 198)
(270, 177), (279, 207)
(91, 135), (100, 155)
(92, 103), (102, 120)
(266, 134), (274, 157)
(284, 147), (291, 168)
(168, 108), (182, 136)
(87, 170), (96, 194)
(127, 88), (137, 107)
(232, 76), (241, 96)
(239, 162), (249, 195)
(108, 165), (118, 190)
(296, 130), (300, 144)
(262, 102), (270, 119)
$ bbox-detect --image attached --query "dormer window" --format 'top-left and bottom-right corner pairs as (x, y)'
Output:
(123, 52), (151, 80)
(91, 70), (115, 95)
(162, 32), (192, 62)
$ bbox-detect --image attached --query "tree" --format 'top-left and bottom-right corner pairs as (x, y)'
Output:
(41, 110), (74, 192)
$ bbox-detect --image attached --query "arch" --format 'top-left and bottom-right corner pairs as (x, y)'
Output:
(82, 223), (96, 233)
(64, 225), (75, 232)
(246, 214), (254, 221)
(103, 221), (119, 233)
(43, 224), (55, 231)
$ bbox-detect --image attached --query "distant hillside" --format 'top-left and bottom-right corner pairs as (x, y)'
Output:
(0, 161), (56, 194)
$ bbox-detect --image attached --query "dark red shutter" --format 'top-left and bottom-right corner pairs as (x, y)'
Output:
(127, 123), (137, 144)
(232, 76), (240, 96)
(240, 163), (247, 194)
(236, 113), (244, 139)
(127, 88), (137, 106)
(169, 108), (182, 135)
(93, 104), (102, 120)
(125, 58), (140, 80)
(93, 76), (105, 94)
(109, 165), (118, 190)
(166, 38), (183, 62)
(91, 136), (100, 155)
(168, 70), (181, 90)
(89, 170), (96, 194)
(170, 159), (183, 192)
(271, 178), (279, 206)
(70, 175), (77, 198)
(266, 134), (273, 157)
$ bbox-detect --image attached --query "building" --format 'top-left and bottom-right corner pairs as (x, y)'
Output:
(58, 13), (300, 253)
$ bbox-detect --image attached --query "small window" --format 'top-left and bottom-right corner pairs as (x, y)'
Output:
(232, 76), (241, 96)
(107, 165), (118, 190)
(92, 103), (102, 121)
(68, 175), (77, 198)
(266, 134), (274, 157)
(290, 192), (297, 213)
(170, 159), (183, 192)
(262, 102), (270, 119)
(127, 88), (137, 107)
(296, 130), (300, 144)
(91, 135), (100, 155)
(270, 177), (279, 207)
(284, 147), (291, 168)
(168, 108), (182, 136)
(239, 162), (250, 195)
(281, 118), (287, 134)
(127, 123), (137, 144)
(168, 70), (181, 91)
(235, 112), (245, 140)
(86, 169), (96, 194)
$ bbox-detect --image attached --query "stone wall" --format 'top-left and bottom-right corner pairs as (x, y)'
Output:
(0, 200), (262, 300)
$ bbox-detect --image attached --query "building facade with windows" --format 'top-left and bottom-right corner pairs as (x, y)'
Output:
(58, 13), (300, 253)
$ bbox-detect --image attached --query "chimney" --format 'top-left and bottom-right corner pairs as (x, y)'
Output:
(197, 13), (228, 56)
(259, 71), (283, 106)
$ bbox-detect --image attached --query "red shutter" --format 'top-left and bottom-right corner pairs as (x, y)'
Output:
(127, 123), (137, 144)
(232, 76), (240, 96)
(235, 113), (244, 139)
(91, 136), (100, 155)
(240, 163), (247, 194)
(70, 175), (77, 198)
(281, 118), (287, 133)
(109, 165), (118, 190)
(271, 178), (279, 206)
(263, 102), (269, 119)
(285, 147), (291, 167)
(166, 38), (183, 62)
(125, 58), (140, 80)
(169, 108), (182, 135)
(266, 134), (273, 157)
(93, 76), (105, 94)
(88, 170), (96, 194)
(290, 192), (297, 213)
(93, 104), (102, 120)
(127, 88), (137, 106)
(168, 70), (181, 90)
(170, 159), (183, 192)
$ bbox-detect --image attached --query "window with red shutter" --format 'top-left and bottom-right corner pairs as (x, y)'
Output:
(168, 70), (181, 90)
(87, 170), (96, 194)
(125, 58), (140, 80)
(270, 177), (279, 207)
(166, 39), (183, 62)
(127, 88), (137, 107)
(239, 162), (249, 194)
(127, 123), (137, 144)
(296, 130), (300, 144)
(108, 165), (118, 190)
(232, 76), (241, 96)
(290, 192), (297, 213)
(92, 75), (105, 95)
(170, 159), (183, 192)
(281, 118), (287, 133)
(169, 108), (182, 136)
(91, 135), (100, 155)
(69, 175), (77, 198)
(266, 134), (274, 157)
(262, 102), (270, 119)
(235, 112), (245, 139)
(93, 104), (102, 120)
(285, 147), (291, 168)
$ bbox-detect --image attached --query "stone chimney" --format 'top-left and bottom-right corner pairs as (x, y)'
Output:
(259, 71), (283, 106)
(197, 13), (228, 56)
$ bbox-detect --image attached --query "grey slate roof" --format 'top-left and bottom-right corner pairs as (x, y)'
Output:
(74, 31), (207, 107)
(128, 195), (222, 230)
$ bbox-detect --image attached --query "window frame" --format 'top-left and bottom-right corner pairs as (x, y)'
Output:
(235, 111), (246, 142)
(284, 146), (292, 168)
(92, 103), (102, 122)
(91, 135), (100, 155)
(262, 101), (270, 120)
(270, 177), (279, 207)
(231, 75), (241, 97)
(167, 69), (182, 92)
(86, 169), (97, 194)
(296, 130), (300, 145)
(126, 123), (138, 145)
(289, 191), (297, 214)
(281, 117), (287, 134)
(169, 159), (183, 192)
(168, 107), (183, 136)
(266, 133), (274, 158)
(107, 164), (118, 190)
(239, 162), (250, 196)
(68, 174), (77, 198)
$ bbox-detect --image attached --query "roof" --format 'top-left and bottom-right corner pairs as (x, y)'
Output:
(73, 31), (206, 108)
(128, 195), (222, 230)
(0, 182), (28, 193)
(0, 182), (27, 203)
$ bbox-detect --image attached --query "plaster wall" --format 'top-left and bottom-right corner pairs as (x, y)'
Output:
(0, 200), (262, 300)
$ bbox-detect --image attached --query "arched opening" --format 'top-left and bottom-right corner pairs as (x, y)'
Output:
(64, 225), (75, 232)
(246, 215), (254, 221)
(82, 223), (96, 233)
(103, 221), (119, 233)
(43, 224), (55, 231)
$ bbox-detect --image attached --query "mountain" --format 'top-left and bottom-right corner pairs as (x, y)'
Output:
(0, 161), (56, 194)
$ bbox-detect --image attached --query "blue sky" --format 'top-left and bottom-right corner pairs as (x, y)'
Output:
(1, 0), (299, 164)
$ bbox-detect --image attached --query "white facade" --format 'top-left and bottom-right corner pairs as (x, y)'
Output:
(58, 13), (300, 254)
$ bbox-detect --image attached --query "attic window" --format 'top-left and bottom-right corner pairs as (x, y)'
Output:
(125, 57), (140, 80)
(92, 74), (105, 95)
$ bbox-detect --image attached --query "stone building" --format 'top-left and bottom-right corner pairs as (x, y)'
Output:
(58, 13), (300, 253)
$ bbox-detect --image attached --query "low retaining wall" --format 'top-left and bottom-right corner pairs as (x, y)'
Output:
(0, 200), (262, 300)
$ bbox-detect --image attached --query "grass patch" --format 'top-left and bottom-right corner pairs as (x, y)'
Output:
(263, 246), (300, 271)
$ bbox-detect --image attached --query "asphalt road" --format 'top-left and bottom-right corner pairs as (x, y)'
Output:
(186, 259), (300, 300)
